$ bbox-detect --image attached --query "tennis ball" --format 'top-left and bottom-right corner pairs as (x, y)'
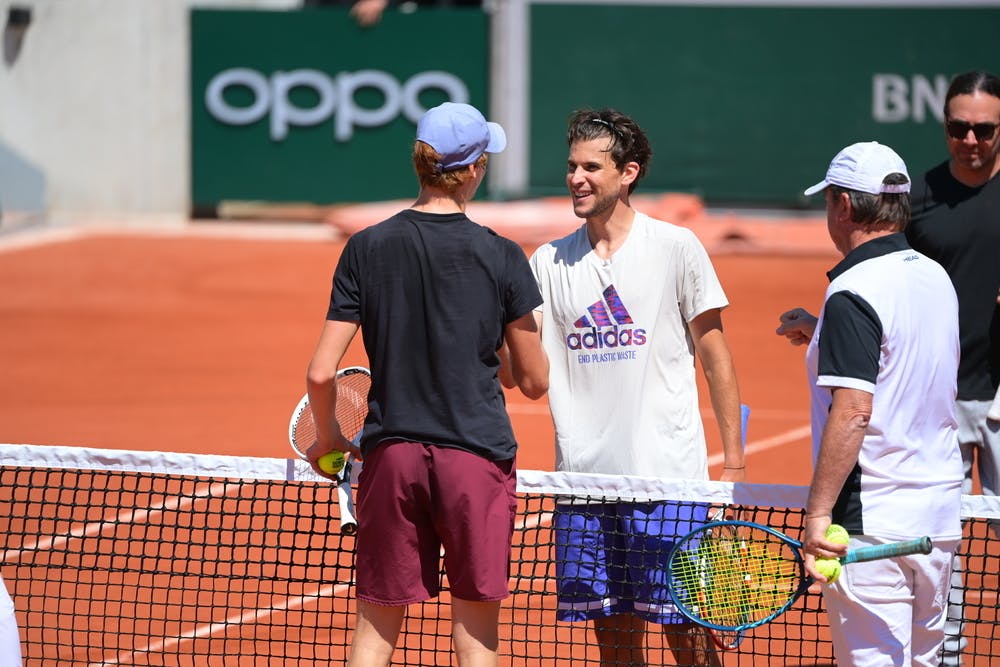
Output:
(815, 557), (841, 584)
(826, 524), (850, 545)
(318, 451), (346, 474)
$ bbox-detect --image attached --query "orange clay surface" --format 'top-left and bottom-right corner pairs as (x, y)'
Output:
(0, 221), (837, 485)
(4, 219), (991, 667)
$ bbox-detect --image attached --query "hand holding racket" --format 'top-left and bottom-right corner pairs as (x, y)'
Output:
(289, 366), (370, 471)
(288, 366), (371, 534)
(667, 520), (932, 633)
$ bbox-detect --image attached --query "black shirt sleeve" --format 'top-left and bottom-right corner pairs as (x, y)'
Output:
(327, 235), (362, 322)
(502, 238), (543, 324)
(817, 290), (883, 386)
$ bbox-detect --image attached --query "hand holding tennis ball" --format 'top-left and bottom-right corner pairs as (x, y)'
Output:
(816, 524), (850, 584)
(317, 450), (346, 474)
(826, 524), (850, 545)
(815, 557), (841, 583)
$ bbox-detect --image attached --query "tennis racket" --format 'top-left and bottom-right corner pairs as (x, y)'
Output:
(697, 508), (747, 650)
(667, 521), (932, 633)
(288, 366), (371, 535)
(700, 403), (752, 651)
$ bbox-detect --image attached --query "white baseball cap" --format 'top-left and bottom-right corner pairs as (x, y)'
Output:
(416, 102), (506, 172)
(804, 141), (910, 196)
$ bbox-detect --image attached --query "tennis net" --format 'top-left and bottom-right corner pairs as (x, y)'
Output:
(1, 443), (997, 666)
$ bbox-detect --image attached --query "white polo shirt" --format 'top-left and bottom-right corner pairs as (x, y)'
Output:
(805, 234), (962, 541)
(529, 212), (728, 479)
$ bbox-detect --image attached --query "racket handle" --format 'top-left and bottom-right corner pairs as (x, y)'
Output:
(338, 484), (358, 535)
(842, 536), (932, 564)
(338, 460), (358, 535)
(318, 451), (346, 475)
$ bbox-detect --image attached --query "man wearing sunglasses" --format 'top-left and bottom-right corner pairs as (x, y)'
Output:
(905, 69), (1000, 667)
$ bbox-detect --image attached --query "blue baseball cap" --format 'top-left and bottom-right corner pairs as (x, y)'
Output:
(416, 102), (507, 172)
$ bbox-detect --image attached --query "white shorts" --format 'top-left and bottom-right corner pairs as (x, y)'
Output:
(822, 535), (959, 667)
(956, 399), (1000, 496)
(0, 575), (21, 667)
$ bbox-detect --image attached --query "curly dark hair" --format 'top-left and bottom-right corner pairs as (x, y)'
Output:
(566, 108), (653, 194)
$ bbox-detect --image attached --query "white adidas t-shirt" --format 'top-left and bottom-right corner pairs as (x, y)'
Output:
(529, 212), (728, 478)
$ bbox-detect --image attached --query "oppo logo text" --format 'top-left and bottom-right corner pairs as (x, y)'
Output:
(204, 68), (469, 141)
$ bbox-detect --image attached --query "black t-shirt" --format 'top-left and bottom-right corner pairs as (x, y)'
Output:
(327, 209), (542, 460)
(906, 161), (1000, 400)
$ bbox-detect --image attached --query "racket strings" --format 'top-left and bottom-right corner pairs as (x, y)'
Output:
(290, 370), (371, 456)
(700, 524), (747, 631)
(674, 526), (800, 627)
(335, 371), (371, 442)
(292, 406), (316, 453)
(702, 509), (747, 650)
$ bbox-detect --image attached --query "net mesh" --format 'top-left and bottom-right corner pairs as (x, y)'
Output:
(1, 443), (998, 666)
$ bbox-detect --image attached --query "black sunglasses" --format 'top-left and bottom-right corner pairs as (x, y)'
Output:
(945, 119), (1000, 141)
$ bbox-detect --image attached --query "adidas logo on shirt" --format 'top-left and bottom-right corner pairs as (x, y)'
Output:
(565, 285), (647, 351)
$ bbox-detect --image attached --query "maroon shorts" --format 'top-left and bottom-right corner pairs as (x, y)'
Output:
(354, 439), (517, 606)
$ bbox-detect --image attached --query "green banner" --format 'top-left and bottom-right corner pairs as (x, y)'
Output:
(191, 8), (489, 209)
(528, 5), (1000, 206)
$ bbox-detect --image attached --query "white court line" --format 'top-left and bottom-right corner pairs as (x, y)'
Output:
(0, 220), (338, 255)
(0, 225), (88, 254)
(518, 512), (553, 532)
(708, 424), (812, 466)
(92, 581), (353, 667)
(1, 480), (236, 564)
(505, 400), (813, 466)
(121, 426), (808, 659)
(63, 424), (811, 664)
(505, 403), (808, 422)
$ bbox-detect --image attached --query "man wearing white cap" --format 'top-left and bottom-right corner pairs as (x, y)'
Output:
(305, 101), (548, 666)
(776, 141), (963, 666)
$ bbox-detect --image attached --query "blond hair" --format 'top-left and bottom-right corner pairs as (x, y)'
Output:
(412, 141), (487, 192)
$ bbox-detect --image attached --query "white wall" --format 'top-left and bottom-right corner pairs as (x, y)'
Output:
(0, 0), (297, 225)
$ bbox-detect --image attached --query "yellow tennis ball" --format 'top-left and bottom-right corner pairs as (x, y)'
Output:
(826, 524), (850, 545)
(815, 557), (842, 584)
(318, 451), (346, 474)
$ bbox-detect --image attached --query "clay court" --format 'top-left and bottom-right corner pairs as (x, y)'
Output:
(1, 215), (995, 666)
(0, 214), (834, 479)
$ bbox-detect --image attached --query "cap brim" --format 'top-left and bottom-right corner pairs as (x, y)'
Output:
(803, 179), (829, 196)
(486, 122), (507, 154)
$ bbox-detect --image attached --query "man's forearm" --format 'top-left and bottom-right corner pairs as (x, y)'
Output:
(807, 388), (871, 518)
